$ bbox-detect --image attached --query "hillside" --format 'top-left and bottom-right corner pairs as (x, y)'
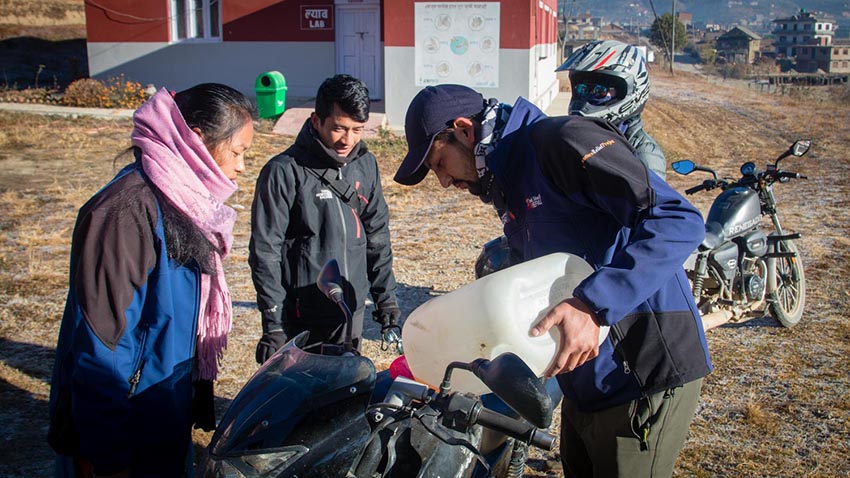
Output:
(567, 0), (850, 28)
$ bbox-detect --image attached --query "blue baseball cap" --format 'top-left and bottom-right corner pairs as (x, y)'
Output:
(394, 84), (485, 186)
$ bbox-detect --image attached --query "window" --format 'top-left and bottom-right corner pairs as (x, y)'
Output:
(171, 0), (221, 41)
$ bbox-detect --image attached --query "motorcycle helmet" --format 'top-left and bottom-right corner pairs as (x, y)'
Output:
(556, 40), (650, 124)
(474, 236), (514, 279)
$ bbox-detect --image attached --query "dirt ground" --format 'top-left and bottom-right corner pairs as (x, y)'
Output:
(1, 63), (850, 477)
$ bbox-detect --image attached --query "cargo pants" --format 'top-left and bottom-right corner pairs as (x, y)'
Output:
(560, 378), (703, 478)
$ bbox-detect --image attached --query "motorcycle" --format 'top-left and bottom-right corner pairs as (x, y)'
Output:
(671, 139), (811, 329)
(199, 259), (558, 478)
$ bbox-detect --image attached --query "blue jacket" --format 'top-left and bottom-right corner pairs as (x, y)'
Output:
(49, 164), (199, 475)
(487, 99), (712, 412)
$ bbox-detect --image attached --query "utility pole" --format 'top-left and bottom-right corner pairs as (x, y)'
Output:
(670, 0), (675, 74)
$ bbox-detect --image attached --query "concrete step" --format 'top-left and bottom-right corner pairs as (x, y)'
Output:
(272, 99), (387, 138)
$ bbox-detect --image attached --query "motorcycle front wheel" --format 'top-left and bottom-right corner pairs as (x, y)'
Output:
(767, 239), (806, 327)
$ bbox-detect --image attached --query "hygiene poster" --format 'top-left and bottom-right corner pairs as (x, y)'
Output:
(414, 2), (500, 87)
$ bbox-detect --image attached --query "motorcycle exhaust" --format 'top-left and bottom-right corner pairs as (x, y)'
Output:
(701, 310), (733, 331)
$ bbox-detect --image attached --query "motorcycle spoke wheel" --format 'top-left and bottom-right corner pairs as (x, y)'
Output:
(768, 239), (806, 327)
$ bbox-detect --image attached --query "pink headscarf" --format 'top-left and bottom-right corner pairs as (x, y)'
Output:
(131, 88), (237, 381)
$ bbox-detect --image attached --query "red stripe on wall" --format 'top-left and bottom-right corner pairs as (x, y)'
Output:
(224, 0), (335, 41)
(85, 0), (169, 42)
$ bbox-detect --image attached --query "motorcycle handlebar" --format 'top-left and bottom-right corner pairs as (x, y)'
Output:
(684, 184), (705, 195)
(473, 406), (557, 450)
(777, 171), (807, 180)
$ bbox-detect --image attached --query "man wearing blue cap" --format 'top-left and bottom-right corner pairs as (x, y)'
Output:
(394, 84), (713, 478)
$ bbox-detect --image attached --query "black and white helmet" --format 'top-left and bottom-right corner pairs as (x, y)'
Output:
(556, 40), (650, 124)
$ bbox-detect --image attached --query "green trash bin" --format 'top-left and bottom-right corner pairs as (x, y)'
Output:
(255, 71), (287, 119)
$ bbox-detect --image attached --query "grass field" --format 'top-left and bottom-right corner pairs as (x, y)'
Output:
(1, 1), (849, 476)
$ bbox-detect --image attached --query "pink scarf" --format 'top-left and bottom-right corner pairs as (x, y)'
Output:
(131, 88), (237, 381)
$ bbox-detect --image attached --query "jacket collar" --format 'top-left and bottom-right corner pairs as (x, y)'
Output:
(293, 119), (368, 169)
(485, 97), (547, 176)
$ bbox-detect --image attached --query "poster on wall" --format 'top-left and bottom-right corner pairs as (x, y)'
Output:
(415, 2), (500, 87)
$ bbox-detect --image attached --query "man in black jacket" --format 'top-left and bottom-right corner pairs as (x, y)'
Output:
(249, 74), (400, 363)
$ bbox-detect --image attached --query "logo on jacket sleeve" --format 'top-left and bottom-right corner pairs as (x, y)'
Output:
(316, 189), (333, 200)
(581, 139), (616, 165)
(525, 194), (543, 210)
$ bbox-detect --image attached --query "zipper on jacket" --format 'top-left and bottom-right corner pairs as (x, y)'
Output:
(335, 168), (351, 280)
(190, 262), (201, 358)
(610, 324), (631, 375)
(127, 323), (150, 398)
(128, 360), (146, 398)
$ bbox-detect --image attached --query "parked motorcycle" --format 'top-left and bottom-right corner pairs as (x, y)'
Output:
(199, 259), (557, 478)
(672, 139), (811, 328)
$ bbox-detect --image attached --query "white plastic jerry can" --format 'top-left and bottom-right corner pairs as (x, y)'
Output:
(402, 252), (610, 395)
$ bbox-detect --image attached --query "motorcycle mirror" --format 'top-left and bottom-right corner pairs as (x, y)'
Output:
(470, 353), (553, 428)
(672, 160), (696, 175)
(316, 259), (355, 354)
(775, 139), (812, 166)
(791, 139), (811, 157)
(317, 259), (344, 304)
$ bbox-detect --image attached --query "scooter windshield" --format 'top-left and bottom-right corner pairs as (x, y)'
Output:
(211, 332), (376, 456)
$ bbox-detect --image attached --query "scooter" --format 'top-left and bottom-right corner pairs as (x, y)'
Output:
(672, 139), (811, 329)
(198, 259), (557, 478)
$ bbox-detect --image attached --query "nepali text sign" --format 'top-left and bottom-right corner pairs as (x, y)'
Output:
(301, 5), (334, 30)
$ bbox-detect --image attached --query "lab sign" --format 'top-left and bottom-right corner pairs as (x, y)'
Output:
(301, 5), (333, 30)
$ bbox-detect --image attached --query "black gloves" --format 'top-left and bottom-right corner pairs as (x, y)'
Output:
(373, 305), (401, 330)
(373, 304), (403, 354)
(255, 330), (287, 364)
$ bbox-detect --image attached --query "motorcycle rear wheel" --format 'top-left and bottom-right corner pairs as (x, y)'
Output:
(767, 239), (806, 327)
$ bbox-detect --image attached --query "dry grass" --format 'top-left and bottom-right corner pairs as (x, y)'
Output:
(1, 70), (850, 477)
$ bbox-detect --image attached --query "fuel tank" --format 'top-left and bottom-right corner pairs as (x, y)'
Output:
(706, 187), (761, 241)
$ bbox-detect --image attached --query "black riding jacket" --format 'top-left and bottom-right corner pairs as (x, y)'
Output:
(249, 120), (398, 333)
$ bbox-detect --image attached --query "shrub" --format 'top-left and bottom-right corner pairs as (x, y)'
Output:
(62, 76), (146, 109)
(105, 75), (146, 109)
(62, 78), (111, 107)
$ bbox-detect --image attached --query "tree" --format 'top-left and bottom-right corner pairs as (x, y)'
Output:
(649, 13), (687, 61)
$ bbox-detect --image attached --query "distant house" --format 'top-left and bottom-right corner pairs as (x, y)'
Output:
(84, 0), (560, 129)
(796, 39), (850, 73)
(563, 12), (602, 41)
(716, 26), (762, 64)
(676, 12), (693, 30)
(772, 8), (836, 58)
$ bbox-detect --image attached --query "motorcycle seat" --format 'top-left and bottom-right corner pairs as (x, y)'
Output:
(701, 221), (726, 250)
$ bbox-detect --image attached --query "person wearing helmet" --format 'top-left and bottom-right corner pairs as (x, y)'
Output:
(394, 84), (712, 478)
(558, 39), (667, 180)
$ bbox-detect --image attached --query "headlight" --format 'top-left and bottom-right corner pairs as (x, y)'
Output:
(202, 446), (307, 478)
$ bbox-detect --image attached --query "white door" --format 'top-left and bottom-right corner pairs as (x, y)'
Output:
(335, 3), (382, 100)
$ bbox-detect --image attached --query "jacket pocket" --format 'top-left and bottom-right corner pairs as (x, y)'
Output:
(127, 322), (150, 398)
(611, 309), (699, 395)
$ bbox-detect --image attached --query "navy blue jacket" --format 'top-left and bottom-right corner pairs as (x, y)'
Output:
(49, 165), (199, 475)
(487, 99), (712, 411)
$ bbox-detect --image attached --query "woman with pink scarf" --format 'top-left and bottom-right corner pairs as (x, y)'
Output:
(48, 83), (256, 478)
